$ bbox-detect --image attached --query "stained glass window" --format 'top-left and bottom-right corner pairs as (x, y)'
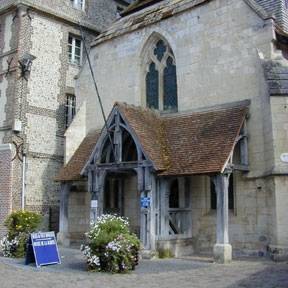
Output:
(164, 57), (178, 111)
(145, 38), (178, 112)
(154, 40), (167, 62)
(146, 62), (159, 109)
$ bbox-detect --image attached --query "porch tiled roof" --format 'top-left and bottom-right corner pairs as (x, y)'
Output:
(55, 130), (100, 182)
(161, 106), (247, 175)
(55, 101), (248, 182)
(117, 102), (248, 175)
(118, 103), (171, 171)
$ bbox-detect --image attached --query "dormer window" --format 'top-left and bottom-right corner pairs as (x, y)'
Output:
(70, 0), (85, 10)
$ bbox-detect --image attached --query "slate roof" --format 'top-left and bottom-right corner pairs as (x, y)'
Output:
(55, 130), (101, 182)
(56, 101), (248, 181)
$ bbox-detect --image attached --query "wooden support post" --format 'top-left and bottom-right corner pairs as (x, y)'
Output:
(114, 111), (122, 163)
(58, 183), (70, 246)
(89, 170), (105, 225)
(119, 178), (124, 216)
(159, 178), (168, 238)
(240, 122), (249, 166)
(138, 165), (157, 255)
(185, 177), (192, 238)
(149, 175), (156, 251)
(212, 173), (232, 264)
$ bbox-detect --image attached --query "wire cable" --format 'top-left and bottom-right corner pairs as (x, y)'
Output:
(78, 23), (117, 162)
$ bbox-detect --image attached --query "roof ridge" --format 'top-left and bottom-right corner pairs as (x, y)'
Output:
(114, 101), (161, 117)
(160, 99), (250, 119)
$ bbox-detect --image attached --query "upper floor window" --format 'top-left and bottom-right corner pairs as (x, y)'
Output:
(145, 38), (178, 112)
(65, 94), (76, 128)
(70, 0), (85, 10)
(68, 34), (82, 65)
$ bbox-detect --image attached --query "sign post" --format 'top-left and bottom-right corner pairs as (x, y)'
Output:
(26, 232), (61, 268)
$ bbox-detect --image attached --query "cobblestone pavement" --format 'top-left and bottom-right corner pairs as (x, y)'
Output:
(0, 248), (287, 288)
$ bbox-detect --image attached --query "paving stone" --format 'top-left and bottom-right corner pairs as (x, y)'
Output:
(0, 248), (287, 288)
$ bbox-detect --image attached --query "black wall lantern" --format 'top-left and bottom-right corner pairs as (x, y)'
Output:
(19, 53), (36, 80)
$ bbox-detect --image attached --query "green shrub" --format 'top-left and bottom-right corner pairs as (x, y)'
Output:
(81, 214), (140, 273)
(0, 210), (42, 258)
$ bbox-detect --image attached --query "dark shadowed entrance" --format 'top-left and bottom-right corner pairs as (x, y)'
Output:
(103, 172), (140, 237)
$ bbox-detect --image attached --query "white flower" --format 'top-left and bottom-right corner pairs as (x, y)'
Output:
(87, 255), (100, 266)
(106, 240), (121, 252)
(0, 235), (20, 257)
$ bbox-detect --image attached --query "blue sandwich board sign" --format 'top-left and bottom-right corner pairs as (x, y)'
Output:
(26, 232), (61, 268)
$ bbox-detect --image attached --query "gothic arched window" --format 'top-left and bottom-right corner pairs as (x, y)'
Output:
(145, 39), (178, 112)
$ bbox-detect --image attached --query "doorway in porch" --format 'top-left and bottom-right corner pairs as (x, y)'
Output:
(103, 172), (140, 237)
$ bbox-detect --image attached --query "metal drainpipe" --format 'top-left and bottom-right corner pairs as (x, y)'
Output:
(21, 154), (26, 211)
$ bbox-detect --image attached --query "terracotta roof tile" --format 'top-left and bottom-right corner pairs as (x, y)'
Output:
(56, 102), (248, 182)
(55, 130), (100, 181)
(161, 106), (247, 175)
(117, 102), (248, 175)
(118, 103), (170, 171)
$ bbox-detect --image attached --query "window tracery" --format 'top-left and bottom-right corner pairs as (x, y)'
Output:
(145, 38), (178, 112)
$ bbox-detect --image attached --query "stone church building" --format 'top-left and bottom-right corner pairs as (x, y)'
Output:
(0, 0), (130, 236)
(56, 0), (288, 263)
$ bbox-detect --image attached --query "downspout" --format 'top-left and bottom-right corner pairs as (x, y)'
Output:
(21, 153), (26, 210)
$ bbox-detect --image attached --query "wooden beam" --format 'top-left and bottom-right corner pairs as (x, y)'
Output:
(233, 164), (249, 172)
(212, 173), (230, 244)
(240, 122), (249, 166)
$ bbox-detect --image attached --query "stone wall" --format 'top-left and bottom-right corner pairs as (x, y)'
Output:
(76, 0), (274, 177)
(270, 176), (288, 260)
(67, 186), (90, 245)
(123, 175), (140, 235)
(189, 173), (273, 256)
(263, 58), (288, 259)
(0, 0), (119, 32)
(0, 144), (12, 237)
(0, 0), (119, 233)
(21, 10), (85, 229)
(264, 59), (288, 174)
(71, 0), (287, 255)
